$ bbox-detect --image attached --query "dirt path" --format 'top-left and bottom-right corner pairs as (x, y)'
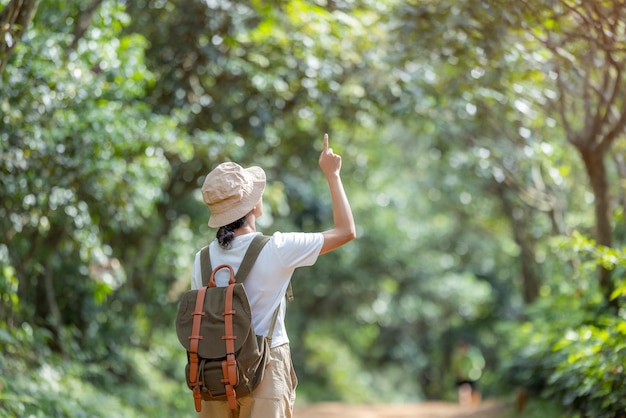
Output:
(295, 399), (509, 418)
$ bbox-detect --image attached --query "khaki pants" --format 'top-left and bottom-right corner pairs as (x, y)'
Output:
(197, 343), (298, 418)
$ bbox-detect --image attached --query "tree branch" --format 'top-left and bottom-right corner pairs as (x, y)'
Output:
(70, 0), (105, 50)
(0, 0), (40, 76)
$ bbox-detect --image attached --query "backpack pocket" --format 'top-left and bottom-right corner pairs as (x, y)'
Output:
(185, 358), (234, 400)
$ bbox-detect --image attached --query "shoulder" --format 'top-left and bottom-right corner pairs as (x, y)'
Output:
(194, 243), (211, 259)
(268, 231), (324, 248)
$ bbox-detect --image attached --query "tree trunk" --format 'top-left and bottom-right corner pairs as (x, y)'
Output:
(497, 184), (541, 304)
(0, 0), (40, 75)
(579, 147), (615, 305)
(614, 151), (626, 221)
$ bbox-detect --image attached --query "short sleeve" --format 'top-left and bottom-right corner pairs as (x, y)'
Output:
(271, 231), (324, 269)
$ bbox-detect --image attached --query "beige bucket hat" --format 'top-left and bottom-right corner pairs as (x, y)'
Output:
(201, 162), (266, 228)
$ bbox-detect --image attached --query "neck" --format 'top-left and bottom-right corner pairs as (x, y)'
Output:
(234, 218), (256, 237)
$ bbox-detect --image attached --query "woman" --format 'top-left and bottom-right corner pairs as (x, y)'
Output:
(192, 133), (356, 418)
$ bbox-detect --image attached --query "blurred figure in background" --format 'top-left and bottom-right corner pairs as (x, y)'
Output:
(451, 340), (485, 406)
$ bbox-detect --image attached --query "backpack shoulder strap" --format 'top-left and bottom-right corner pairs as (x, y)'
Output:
(200, 246), (212, 287)
(235, 234), (270, 283)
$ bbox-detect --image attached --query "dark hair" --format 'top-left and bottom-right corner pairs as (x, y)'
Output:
(216, 216), (247, 249)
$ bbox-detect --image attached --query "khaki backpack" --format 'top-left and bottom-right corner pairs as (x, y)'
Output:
(175, 235), (279, 412)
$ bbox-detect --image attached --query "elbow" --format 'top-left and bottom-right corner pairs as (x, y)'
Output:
(320, 226), (356, 255)
(344, 225), (357, 243)
(335, 222), (356, 244)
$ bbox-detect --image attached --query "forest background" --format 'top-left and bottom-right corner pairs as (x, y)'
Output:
(1, 0), (626, 417)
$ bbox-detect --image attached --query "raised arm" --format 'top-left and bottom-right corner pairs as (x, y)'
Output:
(318, 133), (356, 255)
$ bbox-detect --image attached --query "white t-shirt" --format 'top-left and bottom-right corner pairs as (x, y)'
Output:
(191, 231), (323, 348)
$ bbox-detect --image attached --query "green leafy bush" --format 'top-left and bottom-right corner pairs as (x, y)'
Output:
(0, 326), (190, 417)
(502, 232), (626, 418)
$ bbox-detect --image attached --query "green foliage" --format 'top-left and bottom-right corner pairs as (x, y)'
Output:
(499, 396), (578, 418)
(0, 327), (189, 417)
(501, 231), (626, 417)
(1, 1), (190, 411)
(299, 321), (378, 402)
(0, 258), (18, 318)
(2, 0), (626, 415)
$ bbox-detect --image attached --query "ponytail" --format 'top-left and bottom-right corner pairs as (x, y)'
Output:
(216, 216), (247, 249)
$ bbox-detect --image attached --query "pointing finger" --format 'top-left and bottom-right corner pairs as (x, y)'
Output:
(323, 133), (329, 152)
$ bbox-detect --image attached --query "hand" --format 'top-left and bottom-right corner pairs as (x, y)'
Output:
(318, 133), (342, 177)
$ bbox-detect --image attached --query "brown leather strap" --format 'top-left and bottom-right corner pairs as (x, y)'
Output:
(221, 359), (237, 409)
(209, 264), (235, 288)
(222, 282), (238, 409)
(189, 286), (207, 412)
